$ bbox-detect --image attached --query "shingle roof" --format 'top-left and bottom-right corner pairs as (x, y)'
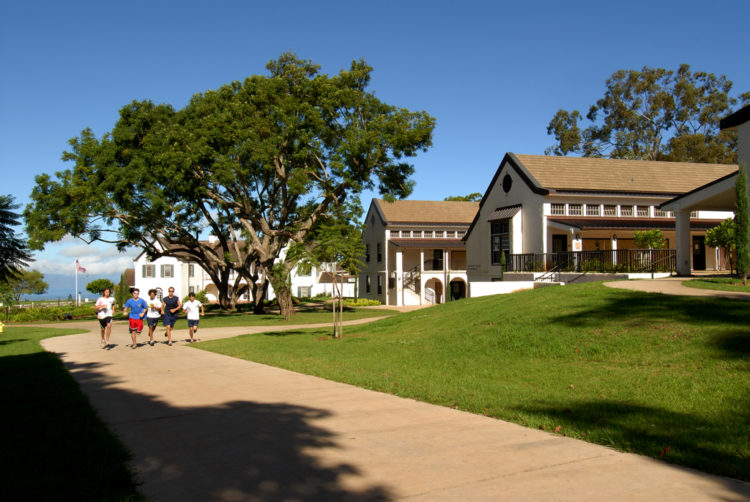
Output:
(374, 199), (478, 224)
(513, 154), (738, 195)
(486, 204), (521, 222)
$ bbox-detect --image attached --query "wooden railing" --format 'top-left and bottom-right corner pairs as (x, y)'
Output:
(503, 249), (676, 274)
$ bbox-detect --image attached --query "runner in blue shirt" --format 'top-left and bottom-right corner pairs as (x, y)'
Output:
(123, 289), (148, 349)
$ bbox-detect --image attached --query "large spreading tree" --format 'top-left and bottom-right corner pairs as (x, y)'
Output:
(25, 53), (435, 315)
(546, 64), (750, 163)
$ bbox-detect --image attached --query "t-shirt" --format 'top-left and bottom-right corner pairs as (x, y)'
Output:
(124, 298), (148, 319)
(182, 299), (202, 320)
(146, 297), (162, 318)
(163, 296), (180, 316)
(95, 296), (115, 319)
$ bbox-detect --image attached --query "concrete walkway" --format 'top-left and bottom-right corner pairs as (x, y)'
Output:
(40, 317), (750, 501)
(604, 275), (750, 300)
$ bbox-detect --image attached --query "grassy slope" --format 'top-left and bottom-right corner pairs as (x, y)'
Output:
(683, 277), (750, 293)
(9, 306), (396, 327)
(198, 282), (750, 481)
(0, 327), (143, 500)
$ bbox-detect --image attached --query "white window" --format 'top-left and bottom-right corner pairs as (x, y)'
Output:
(603, 205), (617, 216)
(142, 264), (156, 278)
(586, 204), (600, 216)
(568, 204), (582, 216)
(551, 203), (565, 215)
(456, 230), (465, 238)
(654, 208), (667, 217)
(188, 264), (195, 278)
(446, 230), (455, 238)
(621, 206), (634, 217)
(160, 264), (174, 278)
(424, 230), (434, 238)
(690, 211), (699, 218)
(637, 206), (649, 217)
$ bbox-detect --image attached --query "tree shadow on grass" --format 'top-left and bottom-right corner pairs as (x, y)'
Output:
(512, 399), (750, 484)
(59, 357), (394, 501)
(551, 291), (750, 359)
(0, 351), (141, 501)
(0, 338), (26, 346)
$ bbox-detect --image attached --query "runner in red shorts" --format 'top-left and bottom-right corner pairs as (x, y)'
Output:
(123, 288), (148, 349)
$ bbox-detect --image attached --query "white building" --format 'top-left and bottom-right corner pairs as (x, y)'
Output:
(133, 237), (354, 302)
(359, 199), (479, 306)
(464, 153), (736, 283)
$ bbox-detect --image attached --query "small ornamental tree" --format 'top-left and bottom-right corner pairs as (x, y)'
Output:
(634, 229), (665, 249)
(706, 218), (735, 273)
(85, 278), (115, 296)
(734, 164), (750, 284)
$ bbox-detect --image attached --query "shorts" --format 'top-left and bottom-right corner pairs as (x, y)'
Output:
(147, 317), (160, 328)
(129, 318), (144, 333)
(98, 317), (112, 328)
(163, 314), (177, 328)
(187, 319), (199, 328)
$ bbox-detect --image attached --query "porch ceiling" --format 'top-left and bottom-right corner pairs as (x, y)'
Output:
(547, 217), (723, 231)
(389, 238), (466, 248)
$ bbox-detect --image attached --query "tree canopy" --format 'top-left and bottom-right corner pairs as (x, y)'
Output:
(24, 53), (435, 313)
(85, 278), (116, 295)
(546, 64), (750, 163)
(706, 218), (735, 273)
(0, 269), (48, 309)
(444, 192), (482, 202)
(634, 229), (665, 249)
(0, 195), (32, 284)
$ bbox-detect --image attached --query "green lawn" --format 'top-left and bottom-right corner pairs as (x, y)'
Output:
(194, 306), (398, 328)
(197, 282), (750, 481)
(8, 305), (397, 327)
(0, 326), (143, 500)
(683, 277), (750, 293)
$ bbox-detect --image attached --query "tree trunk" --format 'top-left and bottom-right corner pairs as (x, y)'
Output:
(267, 261), (294, 320)
(277, 289), (294, 321)
(252, 279), (269, 314)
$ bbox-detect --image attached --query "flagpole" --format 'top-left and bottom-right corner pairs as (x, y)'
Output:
(75, 260), (78, 307)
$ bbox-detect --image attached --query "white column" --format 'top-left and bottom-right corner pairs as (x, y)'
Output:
(443, 249), (449, 303)
(396, 250), (404, 307)
(611, 235), (618, 265)
(419, 249), (425, 304)
(675, 209), (692, 276)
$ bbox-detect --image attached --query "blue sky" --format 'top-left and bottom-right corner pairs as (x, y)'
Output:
(2, 0), (749, 290)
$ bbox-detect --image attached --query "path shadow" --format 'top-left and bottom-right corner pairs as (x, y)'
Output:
(0, 352), (140, 500)
(60, 357), (394, 501)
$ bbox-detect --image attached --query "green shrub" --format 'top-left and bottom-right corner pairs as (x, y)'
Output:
(8, 304), (102, 323)
(343, 298), (381, 307)
(182, 289), (210, 304)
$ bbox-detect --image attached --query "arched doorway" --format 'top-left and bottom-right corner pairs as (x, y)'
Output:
(449, 278), (466, 300)
(424, 278), (443, 304)
(205, 283), (219, 302)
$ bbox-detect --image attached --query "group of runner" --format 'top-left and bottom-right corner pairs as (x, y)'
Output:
(94, 286), (204, 349)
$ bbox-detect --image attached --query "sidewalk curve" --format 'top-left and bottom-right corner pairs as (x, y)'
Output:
(604, 276), (750, 300)
(40, 318), (750, 501)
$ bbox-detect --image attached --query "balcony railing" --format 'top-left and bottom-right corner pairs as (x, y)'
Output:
(501, 249), (676, 274)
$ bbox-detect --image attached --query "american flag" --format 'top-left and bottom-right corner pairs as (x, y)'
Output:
(75, 259), (87, 273)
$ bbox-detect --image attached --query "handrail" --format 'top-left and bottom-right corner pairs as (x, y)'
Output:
(535, 264), (560, 282)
